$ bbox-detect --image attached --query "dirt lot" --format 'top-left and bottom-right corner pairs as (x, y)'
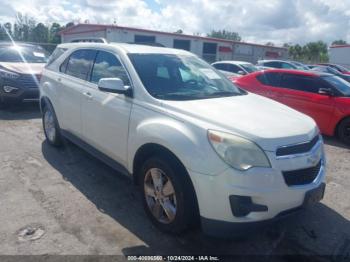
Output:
(0, 104), (349, 260)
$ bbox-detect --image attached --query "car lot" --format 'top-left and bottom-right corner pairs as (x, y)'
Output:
(0, 104), (349, 259)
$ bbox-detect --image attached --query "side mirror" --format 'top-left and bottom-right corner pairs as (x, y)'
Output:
(98, 78), (132, 96)
(318, 88), (334, 96)
(237, 70), (246, 75)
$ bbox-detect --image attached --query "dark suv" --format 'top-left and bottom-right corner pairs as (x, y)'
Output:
(0, 42), (49, 108)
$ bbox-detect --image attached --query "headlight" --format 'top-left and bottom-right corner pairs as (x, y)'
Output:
(0, 68), (19, 79)
(208, 130), (271, 171)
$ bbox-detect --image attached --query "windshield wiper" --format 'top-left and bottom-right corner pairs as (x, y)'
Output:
(206, 91), (240, 98)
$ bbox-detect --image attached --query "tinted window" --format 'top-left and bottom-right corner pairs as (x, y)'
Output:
(264, 61), (281, 68)
(256, 72), (281, 87)
(65, 49), (97, 80)
(280, 74), (319, 93)
(212, 63), (227, 71)
(281, 62), (296, 69)
(0, 45), (49, 63)
(90, 51), (130, 86)
(227, 64), (241, 73)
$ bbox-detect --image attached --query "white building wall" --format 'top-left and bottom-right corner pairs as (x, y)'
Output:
(329, 47), (350, 68)
(61, 25), (288, 64)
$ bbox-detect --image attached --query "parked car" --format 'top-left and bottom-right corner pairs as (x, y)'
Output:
(0, 42), (49, 108)
(257, 60), (308, 70)
(234, 69), (350, 144)
(311, 65), (350, 82)
(212, 61), (258, 75)
(40, 43), (325, 237)
(217, 70), (241, 81)
(317, 63), (350, 75)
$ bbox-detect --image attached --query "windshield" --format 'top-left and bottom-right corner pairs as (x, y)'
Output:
(240, 63), (258, 73)
(291, 62), (309, 70)
(128, 54), (243, 100)
(334, 64), (349, 72)
(0, 45), (49, 63)
(322, 75), (350, 96)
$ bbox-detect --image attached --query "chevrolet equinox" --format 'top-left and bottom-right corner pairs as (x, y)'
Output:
(39, 43), (326, 237)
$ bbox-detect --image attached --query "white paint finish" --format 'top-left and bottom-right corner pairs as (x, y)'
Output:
(40, 42), (325, 226)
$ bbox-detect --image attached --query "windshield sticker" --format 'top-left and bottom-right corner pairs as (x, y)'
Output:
(199, 68), (221, 79)
(33, 52), (45, 58)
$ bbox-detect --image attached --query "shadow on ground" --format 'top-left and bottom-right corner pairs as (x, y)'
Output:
(323, 135), (350, 150)
(41, 140), (350, 259)
(0, 103), (41, 120)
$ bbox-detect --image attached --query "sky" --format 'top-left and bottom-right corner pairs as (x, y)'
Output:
(1, 0), (350, 46)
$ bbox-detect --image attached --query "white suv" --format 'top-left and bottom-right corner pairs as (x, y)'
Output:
(40, 43), (326, 237)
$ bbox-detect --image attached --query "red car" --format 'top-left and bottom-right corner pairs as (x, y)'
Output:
(234, 69), (350, 144)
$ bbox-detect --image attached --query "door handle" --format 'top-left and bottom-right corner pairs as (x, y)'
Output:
(83, 92), (93, 100)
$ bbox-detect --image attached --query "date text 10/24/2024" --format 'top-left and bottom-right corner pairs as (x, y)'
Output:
(127, 256), (220, 261)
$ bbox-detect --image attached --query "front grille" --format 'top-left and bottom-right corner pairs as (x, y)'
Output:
(3, 74), (40, 89)
(276, 135), (319, 157)
(282, 160), (322, 186)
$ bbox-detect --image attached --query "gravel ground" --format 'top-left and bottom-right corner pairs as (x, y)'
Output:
(0, 104), (349, 260)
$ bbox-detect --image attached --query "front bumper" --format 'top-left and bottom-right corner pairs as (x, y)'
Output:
(189, 140), (326, 237)
(0, 85), (39, 104)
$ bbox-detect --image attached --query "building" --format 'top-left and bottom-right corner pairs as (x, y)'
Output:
(329, 45), (350, 69)
(58, 23), (288, 64)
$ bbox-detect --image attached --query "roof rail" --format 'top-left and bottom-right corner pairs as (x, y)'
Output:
(69, 37), (108, 43)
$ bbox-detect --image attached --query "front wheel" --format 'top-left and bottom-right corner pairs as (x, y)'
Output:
(337, 118), (350, 145)
(139, 156), (197, 234)
(42, 104), (62, 146)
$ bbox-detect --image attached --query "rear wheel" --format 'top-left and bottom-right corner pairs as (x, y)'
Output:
(139, 155), (197, 234)
(43, 104), (62, 146)
(337, 118), (350, 145)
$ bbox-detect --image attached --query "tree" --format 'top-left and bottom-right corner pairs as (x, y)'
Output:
(332, 40), (347, 46)
(49, 22), (62, 43)
(174, 29), (183, 34)
(31, 23), (49, 43)
(265, 42), (275, 46)
(287, 41), (328, 63)
(207, 30), (241, 41)
(15, 12), (36, 41)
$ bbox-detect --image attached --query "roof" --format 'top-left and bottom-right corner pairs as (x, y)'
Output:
(212, 60), (253, 65)
(256, 68), (332, 77)
(58, 42), (193, 55)
(58, 23), (288, 50)
(330, 44), (350, 48)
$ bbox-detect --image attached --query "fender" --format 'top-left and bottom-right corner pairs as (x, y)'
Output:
(127, 113), (228, 176)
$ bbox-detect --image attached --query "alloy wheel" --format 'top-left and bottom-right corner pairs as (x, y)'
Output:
(144, 168), (177, 224)
(44, 110), (56, 142)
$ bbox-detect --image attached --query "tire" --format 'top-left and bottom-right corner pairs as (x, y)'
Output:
(42, 103), (63, 147)
(139, 155), (198, 234)
(337, 118), (350, 145)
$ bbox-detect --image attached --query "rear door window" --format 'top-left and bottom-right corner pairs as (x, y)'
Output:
(280, 74), (319, 93)
(90, 50), (130, 86)
(65, 49), (97, 80)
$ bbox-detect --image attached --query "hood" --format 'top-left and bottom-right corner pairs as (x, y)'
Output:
(161, 93), (318, 151)
(0, 62), (45, 75)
